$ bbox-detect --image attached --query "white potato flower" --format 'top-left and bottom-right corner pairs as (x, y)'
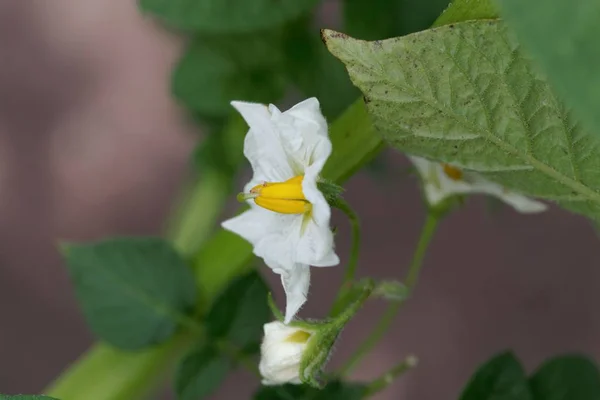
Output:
(409, 155), (547, 213)
(222, 98), (340, 323)
(259, 321), (314, 385)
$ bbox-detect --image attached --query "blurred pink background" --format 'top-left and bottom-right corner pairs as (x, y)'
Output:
(1, 1), (600, 399)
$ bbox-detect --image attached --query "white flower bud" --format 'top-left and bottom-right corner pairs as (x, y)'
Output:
(259, 321), (314, 385)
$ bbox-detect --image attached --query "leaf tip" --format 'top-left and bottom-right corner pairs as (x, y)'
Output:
(57, 240), (74, 256)
(320, 29), (349, 46)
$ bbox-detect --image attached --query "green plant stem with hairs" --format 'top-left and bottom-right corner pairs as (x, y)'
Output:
(341, 211), (441, 376)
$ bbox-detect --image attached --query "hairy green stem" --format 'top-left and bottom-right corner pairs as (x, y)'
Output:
(336, 199), (361, 285)
(364, 355), (419, 396)
(341, 212), (440, 376)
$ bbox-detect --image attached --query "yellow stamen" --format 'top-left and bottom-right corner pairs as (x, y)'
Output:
(247, 175), (310, 214)
(442, 164), (463, 181)
(285, 329), (312, 344)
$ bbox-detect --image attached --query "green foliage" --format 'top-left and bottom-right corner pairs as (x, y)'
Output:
(173, 33), (286, 118)
(282, 17), (359, 119)
(343, 0), (450, 40)
(173, 271), (270, 399)
(175, 345), (230, 400)
(0, 397), (60, 400)
(529, 355), (600, 400)
(253, 381), (367, 400)
(138, 0), (318, 33)
(205, 270), (271, 350)
(460, 352), (600, 400)
(62, 237), (197, 350)
(459, 352), (532, 400)
(324, 20), (600, 222)
(192, 114), (246, 176)
(434, 0), (498, 27)
(499, 0), (600, 141)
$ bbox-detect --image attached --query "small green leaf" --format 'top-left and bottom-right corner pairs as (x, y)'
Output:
(138, 0), (318, 33)
(205, 270), (271, 349)
(373, 280), (409, 301)
(324, 20), (600, 222)
(529, 355), (600, 400)
(173, 34), (286, 118)
(459, 352), (532, 400)
(175, 345), (231, 400)
(63, 237), (197, 350)
(253, 381), (367, 400)
(0, 396), (60, 400)
(499, 0), (600, 141)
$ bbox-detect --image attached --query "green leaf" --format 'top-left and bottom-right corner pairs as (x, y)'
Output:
(529, 355), (600, 400)
(192, 115), (245, 176)
(175, 345), (230, 400)
(459, 352), (532, 400)
(499, 0), (600, 142)
(205, 270), (270, 349)
(173, 34), (286, 117)
(138, 0), (318, 33)
(253, 381), (367, 400)
(0, 396), (60, 400)
(434, 0), (498, 27)
(62, 237), (197, 350)
(343, 0), (451, 40)
(324, 20), (600, 222)
(282, 17), (359, 119)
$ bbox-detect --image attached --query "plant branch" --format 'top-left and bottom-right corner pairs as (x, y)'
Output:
(340, 211), (440, 375)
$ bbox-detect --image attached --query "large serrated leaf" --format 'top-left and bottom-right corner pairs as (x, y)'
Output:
(63, 237), (197, 350)
(499, 0), (600, 143)
(324, 20), (600, 221)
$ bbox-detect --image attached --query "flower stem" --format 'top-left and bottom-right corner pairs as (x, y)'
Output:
(335, 198), (361, 285)
(363, 355), (419, 396)
(340, 211), (440, 376)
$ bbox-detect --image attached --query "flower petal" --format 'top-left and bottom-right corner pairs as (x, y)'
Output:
(409, 155), (546, 213)
(278, 264), (311, 323)
(221, 206), (293, 250)
(302, 138), (332, 226)
(284, 97), (328, 138)
(466, 174), (548, 213)
(231, 101), (295, 182)
(295, 218), (339, 267)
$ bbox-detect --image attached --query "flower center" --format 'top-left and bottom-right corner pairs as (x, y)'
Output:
(241, 175), (310, 214)
(442, 164), (463, 181)
(285, 329), (312, 344)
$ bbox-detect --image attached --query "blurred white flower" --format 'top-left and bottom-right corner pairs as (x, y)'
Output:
(409, 155), (547, 213)
(222, 98), (339, 323)
(259, 321), (314, 385)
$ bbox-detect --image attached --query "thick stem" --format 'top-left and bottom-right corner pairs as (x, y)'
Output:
(340, 212), (440, 376)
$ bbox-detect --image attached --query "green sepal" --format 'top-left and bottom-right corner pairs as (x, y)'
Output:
(297, 280), (374, 387)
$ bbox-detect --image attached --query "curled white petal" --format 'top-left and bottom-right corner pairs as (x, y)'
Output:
(232, 101), (295, 182)
(277, 264), (311, 323)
